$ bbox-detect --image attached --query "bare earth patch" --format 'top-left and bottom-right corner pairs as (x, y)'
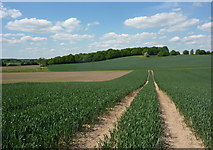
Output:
(2, 71), (131, 83)
(152, 70), (204, 148)
(72, 71), (150, 148)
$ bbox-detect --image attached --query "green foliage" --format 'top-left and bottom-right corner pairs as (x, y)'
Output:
(2, 70), (147, 148)
(170, 50), (180, 56)
(38, 58), (48, 67)
(190, 49), (194, 55)
(102, 74), (163, 148)
(195, 49), (207, 55)
(183, 50), (189, 55)
(155, 69), (211, 148)
(47, 46), (171, 65)
(47, 55), (211, 71)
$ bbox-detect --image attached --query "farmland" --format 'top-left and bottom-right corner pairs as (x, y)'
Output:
(2, 55), (212, 149)
(2, 70), (147, 148)
(1, 65), (48, 73)
(154, 68), (211, 148)
(2, 71), (130, 83)
(101, 73), (163, 148)
(47, 55), (211, 71)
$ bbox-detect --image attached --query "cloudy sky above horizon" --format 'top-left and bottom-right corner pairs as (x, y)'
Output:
(1, 2), (211, 59)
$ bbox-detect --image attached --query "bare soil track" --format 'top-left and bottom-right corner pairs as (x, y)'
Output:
(2, 71), (131, 83)
(151, 70), (204, 148)
(72, 71), (150, 148)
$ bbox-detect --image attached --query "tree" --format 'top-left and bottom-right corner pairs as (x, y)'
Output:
(157, 51), (169, 57)
(38, 58), (47, 67)
(170, 50), (179, 56)
(190, 49), (194, 55)
(144, 52), (150, 57)
(183, 50), (189, 55)
(206, 51), (210, 55)
(195, 49), (206, 55)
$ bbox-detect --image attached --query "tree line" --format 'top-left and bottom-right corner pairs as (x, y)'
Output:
(1, 47), (212, 67)
(47, 46), (170, 65)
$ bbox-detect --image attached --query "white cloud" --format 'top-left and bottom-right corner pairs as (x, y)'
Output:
(91, 32), (157, 50)
(159, 18), (199, 33)
(182, 34), (205, 42)
(0, 4), (22, 18)
(60, 42), (65, 46)
(57, 18), (80, 32)
(87, 21), (100, 27)
(124, 12), (187, 29)
(6, 18), (53, 33)
(50, 48), (55, 52)
(101, 32), (128, 39)
(0, 33), (25, 37)
(52, 33), (94, 41)
(172, 8), (181, 12)
(169, 36), (180, 42)
(6, 17), (81, 33)
(2, 35), (47, 44)
(197, 22), (211, 32)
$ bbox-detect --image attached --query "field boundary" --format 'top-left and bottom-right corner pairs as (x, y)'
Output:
(71, 70), (150, 148)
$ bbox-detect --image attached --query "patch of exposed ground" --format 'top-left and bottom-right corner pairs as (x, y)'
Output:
(2, 71), (131, 83)
(151, 70), (204, 148)
(72, 71), (150, 148)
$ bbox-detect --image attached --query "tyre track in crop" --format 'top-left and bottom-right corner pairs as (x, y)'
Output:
(72, 70), (150, 148)
(151, 70), (204, 148)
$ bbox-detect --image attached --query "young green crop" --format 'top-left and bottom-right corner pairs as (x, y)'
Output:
(154, 68), (211, 148)
(48, 55), (211, 71)
(101, 72), (163, 148)
(3, 70), (147, 149)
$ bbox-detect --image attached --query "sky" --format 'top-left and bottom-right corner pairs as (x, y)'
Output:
(1, 2), (211, 59)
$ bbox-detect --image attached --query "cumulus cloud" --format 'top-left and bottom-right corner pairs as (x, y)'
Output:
(2, 35), (47, 44)
(124, 12), (187, 29)
(182, 34), (205, 42)
(160, 18), (199, 33)
(87, 21), (100, 27)
(56, 18), (80, 32)
(197, 22), (211, 32)
(169, 36), (180, 42)
(52, 33), (94, 41)
(6, 18), (53, 33)
(172, 8), (181, 12)
(0, 4), (22, 18)
(6, 17), (81, 33)
(0, 33), (25, 37)
(91, 32), (157, 49)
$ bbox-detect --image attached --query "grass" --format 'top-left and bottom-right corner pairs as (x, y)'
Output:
(2, 70), (147, 148)
(47, 55), (211, 71)
(155, 68), (211, 148)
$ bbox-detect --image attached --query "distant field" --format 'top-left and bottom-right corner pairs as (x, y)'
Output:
(2, 71), (131, 83)
(1, 65), (48, 72)
(47, 55), (211, 71)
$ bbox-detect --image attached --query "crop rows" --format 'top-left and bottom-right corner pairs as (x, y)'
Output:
(101, 73), (163, 148)
(2, 70), (147, 148)
(155, 68), (211, 148)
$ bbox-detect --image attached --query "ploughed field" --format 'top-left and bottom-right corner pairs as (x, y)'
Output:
(2, 71), (130, 83)
(2, 55), (212, 149)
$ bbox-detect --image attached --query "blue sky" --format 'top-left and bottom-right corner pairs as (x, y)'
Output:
(1, 2), (211, 59)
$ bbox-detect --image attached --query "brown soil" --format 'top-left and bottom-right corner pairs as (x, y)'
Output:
(2, 71), (131, 83)
(151, 70), (204, 148)
(72, 71), (150, 148)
